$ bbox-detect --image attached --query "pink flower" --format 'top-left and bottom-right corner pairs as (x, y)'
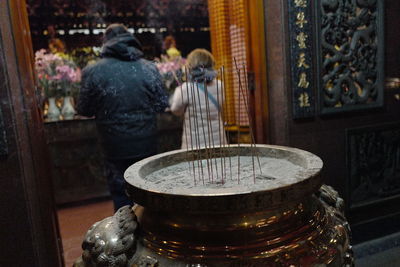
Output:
(34, 49), (82, 97)
(156, 58), (186, 74)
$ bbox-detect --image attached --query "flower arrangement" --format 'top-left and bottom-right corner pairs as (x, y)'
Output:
(70, 46), (101, 69)
(34, 49), (81, 98)
(156, 56), (186, 95)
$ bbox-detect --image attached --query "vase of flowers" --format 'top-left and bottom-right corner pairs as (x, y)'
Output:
(70, 46), (101, 69)
(47, 96), (61, 122)
(34, 49), (81, 121)
(156, 56), (186, 95)
(55, 63), (80, 120)
(61, 95), (75, 120)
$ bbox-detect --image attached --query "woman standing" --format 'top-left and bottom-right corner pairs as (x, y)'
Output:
(170, 49), (227, 149)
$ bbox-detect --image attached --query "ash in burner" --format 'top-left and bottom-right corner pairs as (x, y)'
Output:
(256, 174), (277, 180)
(143, 156), (304, 194)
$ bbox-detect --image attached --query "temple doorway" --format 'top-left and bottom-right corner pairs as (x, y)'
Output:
(21, 0), (268, 265)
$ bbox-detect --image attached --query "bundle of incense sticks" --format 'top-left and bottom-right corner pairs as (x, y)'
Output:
(179, 60), (262, 185)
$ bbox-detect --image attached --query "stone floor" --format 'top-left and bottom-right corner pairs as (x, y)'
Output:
(354, 231), (400, 267)
(57, 199), (400, 267)
(57, 199), (114, 267)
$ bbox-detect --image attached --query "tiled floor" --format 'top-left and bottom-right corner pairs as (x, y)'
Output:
(57, 199), (114, 267)
(354, 231), (400, 267)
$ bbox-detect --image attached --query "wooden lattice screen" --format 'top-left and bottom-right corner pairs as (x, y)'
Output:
(208, 0), (249, 128)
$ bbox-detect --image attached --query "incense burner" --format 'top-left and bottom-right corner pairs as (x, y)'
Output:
(75, 145), (353, 267)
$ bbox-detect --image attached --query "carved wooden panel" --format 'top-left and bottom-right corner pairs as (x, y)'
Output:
(44, 120), (109, 204)
(347, 122), (400, 210)
(316, 0), (384, 114)
(44, 113), (181, 204)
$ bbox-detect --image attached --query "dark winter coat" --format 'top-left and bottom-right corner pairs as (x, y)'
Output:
(77, 33), (169, 160)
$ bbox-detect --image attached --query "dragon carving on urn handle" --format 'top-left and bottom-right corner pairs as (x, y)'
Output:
(73, 205), (139, 267)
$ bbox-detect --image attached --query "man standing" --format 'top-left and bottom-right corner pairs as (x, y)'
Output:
(77, 24), (168, 211)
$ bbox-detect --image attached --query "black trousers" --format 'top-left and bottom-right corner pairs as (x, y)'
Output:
(104, 156), (148, 211)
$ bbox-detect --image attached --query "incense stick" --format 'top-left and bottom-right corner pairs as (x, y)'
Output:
(195, 81), (212, 182)
(184, 68), (197, 185)
(241, 63), (262, 177)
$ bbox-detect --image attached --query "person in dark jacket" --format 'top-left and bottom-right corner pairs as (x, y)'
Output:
(77, 24), (169, 211)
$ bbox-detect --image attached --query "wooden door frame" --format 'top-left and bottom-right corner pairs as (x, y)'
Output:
(245, 0), (270, 144)
(0, 0), (63, 265)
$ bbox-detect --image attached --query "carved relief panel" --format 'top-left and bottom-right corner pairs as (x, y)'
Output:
(347, 123), (400, 209)
(316, 0), (385, 114)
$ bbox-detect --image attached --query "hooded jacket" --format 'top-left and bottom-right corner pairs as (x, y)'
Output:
(77, 33), (169, 159)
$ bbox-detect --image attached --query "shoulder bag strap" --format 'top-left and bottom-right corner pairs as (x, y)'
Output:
(197, 83), (220, 111)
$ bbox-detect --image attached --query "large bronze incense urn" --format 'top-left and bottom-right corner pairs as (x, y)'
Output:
(75, 145), (353, 267)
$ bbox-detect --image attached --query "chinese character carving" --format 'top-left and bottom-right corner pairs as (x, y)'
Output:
(294, 0), (307, 8)
(299, 92), (311, 107)
(296, 32), (308, 49)
(296, 12), (308, 28)
(298, 53), (310, 69)
(298, 72), (309, 88)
